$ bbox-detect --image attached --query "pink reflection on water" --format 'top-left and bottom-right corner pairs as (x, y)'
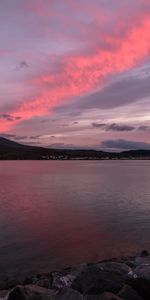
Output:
(0, 161), (150, 275)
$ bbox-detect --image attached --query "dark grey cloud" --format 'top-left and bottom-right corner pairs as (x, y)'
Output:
(47, 143), (91, 150)
(29, 135), (56, 140)
(23, 141), (42, 146)
(101, 139), (150, 150)
(48, 143), (75, 149)
(92, 122), (135, 131)
(92, 123), (105, 128)
(14, 136), (27, 141)
(30, 135), (42, 140)
(17, 61), (29, 70)
(78, 75), (150, 110)
(138, 125), (150, 131)
(0, 133), (27, 141)
(55, 73), (150, 116)
(0, 133), (16, 139)
(0, 114), (21, 122)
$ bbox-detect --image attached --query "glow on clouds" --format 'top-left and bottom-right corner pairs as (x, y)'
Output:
(0, 0), (150, 149)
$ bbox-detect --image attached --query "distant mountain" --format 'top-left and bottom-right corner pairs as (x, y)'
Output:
(0, 137), (29, 149)
(0, 137), (150, 160)
(0, 137), (49, 159)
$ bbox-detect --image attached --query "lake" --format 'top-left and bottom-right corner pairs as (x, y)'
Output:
(0, 160), (150, 276)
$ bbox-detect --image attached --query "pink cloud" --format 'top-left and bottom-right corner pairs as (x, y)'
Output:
(1, 1), (150, 132)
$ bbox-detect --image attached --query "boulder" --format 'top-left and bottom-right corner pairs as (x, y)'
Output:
(0, 289), (9, 298)
(7, 284), (56, 300)
(140, 250), (149, 258)
(84, 292), (123, 299)
(36, 279), (50, 289)
(71, 264), (126, 295)
(132, 256), (150, 268)
(118, 284), (144, 300)
(97, 262), (131, 275)
(55, 287), (83, 300)
(84, 296), (102, 300)
(132, 263), (150, 280)
(0, 275), (23, 290)
(100, 293), (123, 300)
(24, 274), (52, 288)
(127, 277), (150, 300)
(52, 264), (86, 289)
(24, 277), (34, 285)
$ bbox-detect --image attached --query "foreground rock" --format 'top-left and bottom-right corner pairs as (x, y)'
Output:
(52, 264), (86, 290)
(0, 275), (23, 290)
(7, 284), (56, 300)
(55, 287), (83, 300)
(71, 263), (128, 294)
(127, 277), (150, 300)
(1, 250), (150, 299)
(84, 292), (123, 299)
(118, 284), (143, 300)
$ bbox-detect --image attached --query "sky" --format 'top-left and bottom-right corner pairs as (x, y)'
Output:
(0, 0), (150, 151)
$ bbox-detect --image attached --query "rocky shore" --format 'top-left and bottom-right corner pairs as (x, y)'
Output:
(1, 250), (150, 299)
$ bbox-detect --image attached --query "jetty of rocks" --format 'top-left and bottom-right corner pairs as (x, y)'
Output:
(0, 250), (150, 300)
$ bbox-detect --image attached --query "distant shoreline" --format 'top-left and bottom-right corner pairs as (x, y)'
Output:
(1, 158), (150, 161)
(1, 137), (150, 160)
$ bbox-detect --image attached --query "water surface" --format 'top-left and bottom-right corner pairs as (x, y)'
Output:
(0, 160), (150, 276)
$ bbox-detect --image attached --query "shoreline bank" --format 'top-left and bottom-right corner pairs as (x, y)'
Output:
(0, 250), (150, 299)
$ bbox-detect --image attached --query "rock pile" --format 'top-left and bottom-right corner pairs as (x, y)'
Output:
(0, 250), (150, 299)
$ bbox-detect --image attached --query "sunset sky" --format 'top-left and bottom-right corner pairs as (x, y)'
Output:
(0, 0), (150, 151)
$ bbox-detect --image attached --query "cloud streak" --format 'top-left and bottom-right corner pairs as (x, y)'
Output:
(92, 122), (135, 132)
(17, 61), (29, 70)
(0, 0), (150, 149)
(0, 114), (21, 122)
(101, 139), (150, 150)
(0, 3), (150, 130)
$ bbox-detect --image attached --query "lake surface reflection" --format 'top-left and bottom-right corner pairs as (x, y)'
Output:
(0, 160), (150, 276)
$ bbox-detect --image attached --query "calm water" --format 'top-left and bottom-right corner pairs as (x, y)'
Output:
(0, 160), (150, 276)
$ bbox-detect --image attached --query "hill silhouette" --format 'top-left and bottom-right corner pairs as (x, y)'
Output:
(0, 137), (150, 160)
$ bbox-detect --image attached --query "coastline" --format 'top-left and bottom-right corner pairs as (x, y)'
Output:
(0, 250), (150, 299)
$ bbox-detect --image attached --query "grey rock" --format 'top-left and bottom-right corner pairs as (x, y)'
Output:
(127, 277), (150, 300)
(52, 264), (86, 289)
(31, 277), (39, 284)
(0, 289), (9, 297)
(84, 292), (123, 299)
(71, 264), (126, 294)
(133, 263), (150, 280)
(133, 256), (150, 268)
(7, 284), (56, 300)
(24, 277), (34, 285)
(7, 286), (25, 300)
(55, 287), (83, 300)
(84, 296), (103, 300)
(118, 284), (144, 300)
(97, 262), (131, 275)
(140, 250), (149, 257)
(36, 279), (50, 289)
(0, 275), (23, 290)
(101, 293), (123, 300)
